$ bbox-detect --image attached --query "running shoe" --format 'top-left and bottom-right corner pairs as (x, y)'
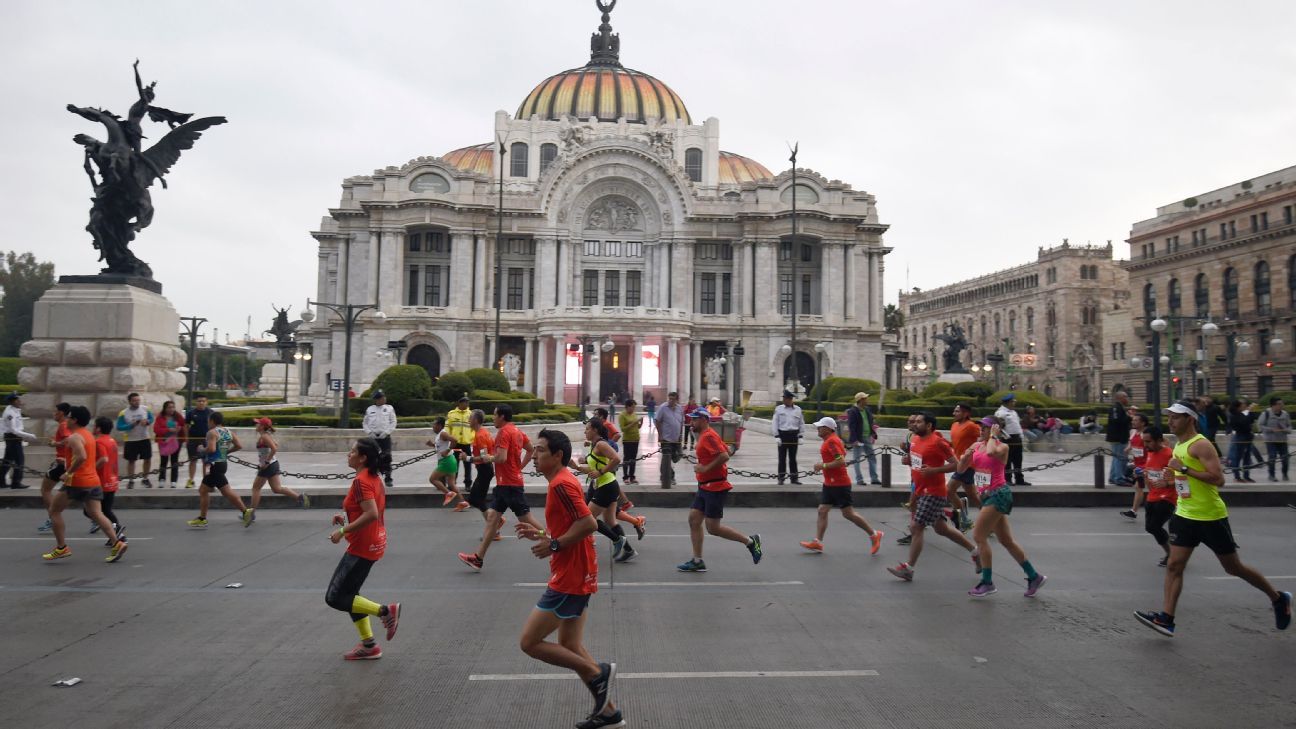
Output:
(747, 533), (762, 564)
(612, 537), (627, 561)
(37, 518), (52, 533)
(89, 522), (101, 534)
(970, 550), (982, 573)
(142, 478), (153, 488)
(887, 562), (914, 581)
(870, 530), (884, 555)
(343, 642), (383, 660)
(896, 533), (912, 545)
(1275, 592), (1292, 631)
(169, 481), (176, 489)
(187, 516), (208, 529)
(298, 493), (311, 509)
(632, 516), (646, 541)
(1120, 510), (1137, 520)
(105, 539), (128, 563)
(381, 603), (401, 641)
(458, 552), (483, 571)
(614, 545), (637, 563)
(586, 662), (616, 716)
(185, 478), (195, 488)
(42, 545), (71, 561)
(1134, 610), (1175, 637)
(452, 501), (470, 512)
(442, 490), (458, 506)
(799, 538), (824, 553)
(576, 710), (626, 729)
(1157, 555), (1168, 568)
(968, 582), (997, 598)
(1024, 574), (1047, 598)
(676, 558), (707, 572)
(242, 508), (255, 527)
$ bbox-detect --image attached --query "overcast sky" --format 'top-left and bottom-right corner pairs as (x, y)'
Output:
(4, 0), (1294, 343)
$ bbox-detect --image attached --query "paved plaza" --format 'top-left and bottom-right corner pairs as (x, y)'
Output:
(1, 504), (1292, 728)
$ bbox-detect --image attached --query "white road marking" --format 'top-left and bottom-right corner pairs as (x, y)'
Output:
(512, 581), (804, 588)
(1203, 575), (1296, 580)
(469, 669), (878, 681)
(1028, 533), (1148, 537)
(0, 537), (154, 541)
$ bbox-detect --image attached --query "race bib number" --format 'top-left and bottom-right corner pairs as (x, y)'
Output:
(1174, 473), (1191, 498)
(1130, 448), (1144, 458)
(911, 453), (924, 469)
(973, 471), (991, 487)
(1145, 469), (1164, 486)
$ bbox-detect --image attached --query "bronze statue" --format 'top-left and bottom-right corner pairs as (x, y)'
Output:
(934, 322), (970, 374)
(265, 305), (296, 362)
(67, 61), (226, 279)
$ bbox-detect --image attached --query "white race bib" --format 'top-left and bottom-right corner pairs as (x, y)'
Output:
(973, 471), (991, 487)
(1145, 469), (1164, 486)
(911, 453), (924, 469)
(1130, 448), (1144, 458)
(1174, 473), (1191, 498)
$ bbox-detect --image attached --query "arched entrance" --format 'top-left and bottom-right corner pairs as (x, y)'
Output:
(408, 344), (441, 380)
(782, 351), (816, 395)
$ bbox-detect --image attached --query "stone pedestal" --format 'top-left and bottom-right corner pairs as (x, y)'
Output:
(259, 362), (299, 403)
(936, 372), (975, 385)
(17, 282), (186, 435)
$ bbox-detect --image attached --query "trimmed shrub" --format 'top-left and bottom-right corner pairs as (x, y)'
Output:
(920, 382), (956, 399)
(362, 365), (433, 414)
(986, 390), (1071, 408)
(820, 377), (882, 402)
(1258, 389), (1295, 406)
(463, 367), (511, 393)
(903, 399), (942, 408)
(472, 389), (514, 400)
(432, 371), (475, 402)
(883, 389), (916, 404)
(0, 357), (23, 383)
(951, 381), (995, 400)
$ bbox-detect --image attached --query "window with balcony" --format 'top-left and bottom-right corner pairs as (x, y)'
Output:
(722, 272), (732, 314)
(583, 270), (599, 306)
(1168, 278), (1181, 315)
(1195, 273), (1210, 317)
(626, 271), (642, 307)
(1223, 268), (1239, 318)
(506, 268), (525, 310)
(778, 274), (793, 315)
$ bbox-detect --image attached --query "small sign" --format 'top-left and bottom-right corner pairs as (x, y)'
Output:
(1009, 353), (1039, 368)
(329, 379), (343, 392)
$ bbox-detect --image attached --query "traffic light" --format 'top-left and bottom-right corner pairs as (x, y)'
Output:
(1265, 361), (1274, 368)
(1171, 376), (1181, 384)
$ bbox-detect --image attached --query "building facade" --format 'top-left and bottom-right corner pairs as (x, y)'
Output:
(897, 241), (1129, 401)
(301, 5), (891, 406)
(1103, 165), (1296, 402)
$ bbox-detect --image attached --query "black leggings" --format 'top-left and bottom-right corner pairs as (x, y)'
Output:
(325, 552), (375, 622)
(158, 453), (179, 482)
(85, 490), (120, 526)
(595, 518), (627, 544)
(622, 441), (638, 481)
(1005, 434), (1025, 482)
(1144, 500), (1174, 546)
(468, 463), (494, 512)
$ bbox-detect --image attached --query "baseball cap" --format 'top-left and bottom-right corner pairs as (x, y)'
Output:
(253, 417), (273, 428)
(980, 416), (998, 427)
(372, 390), (385, 399)
(854, 392), (869, 401)
(5, 393), (19, 403)
(813, 416), (837, 429)
(1001, 393), (1016, 402)
(688, 408), (711, 419)
(1164, 402), (1199, 418)
(782, 390), (795, 399)
(709, 397), (721, 403)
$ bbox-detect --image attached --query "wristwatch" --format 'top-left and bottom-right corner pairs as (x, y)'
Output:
(549, 537), (561, 553)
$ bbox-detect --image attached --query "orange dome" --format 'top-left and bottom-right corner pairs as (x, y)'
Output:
(719, 152), (772, 184)
(517, 66), (691, 125)
(442, 143), (493, 176)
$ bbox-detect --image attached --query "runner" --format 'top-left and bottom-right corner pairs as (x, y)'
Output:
(459, 410), (499, 531)
(42, 406), (128, 563)
(152, 400), (184, 488)
(1134, 401), (1292, 637)
(946, 403), (981, 532)
(183, 394), (212, 488)
(962, 417), (1046, 598)
(896, 414), (921, 545)
(37, 402), (73, 532)
(186, 412), (253, 529)
(1137, 425), (1176, 567)
(799, 417), (883, 555)
(1120, 412), (1149, 520)
(573, 418), (635, 563)
(677, 407), (761, 572)
(247, 417), (309, 520)
(89, 416), (125, 545)
(887, 411), (979, 581)
(514, 428), (622, 729)
(116, 392), (155, 488)
(324, 437), (400, 660)
(593, 407), (622, 452)
(427, 417), (463, 506)
(458, 404), (544, 571)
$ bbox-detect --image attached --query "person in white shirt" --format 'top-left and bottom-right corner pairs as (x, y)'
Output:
(363, 391), (398, 487)
(115, 393), (155, 488)
(993, 394), (1030, 486)
(1, 394), (39, 489)
(771, 390), (805, 485)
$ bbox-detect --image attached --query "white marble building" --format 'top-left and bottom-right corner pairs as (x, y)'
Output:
(302, 4), (890, 406)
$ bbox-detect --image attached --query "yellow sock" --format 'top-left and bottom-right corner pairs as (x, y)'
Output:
(353, 615), (373, 641)
(351, 595), (382, 616)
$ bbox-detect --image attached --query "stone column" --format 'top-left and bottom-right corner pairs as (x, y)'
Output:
(523, 337), (536, 393)
(377, 230), (402, 311)
(671, 240), (692, 312)
(690, 340), (702, 398)
(535, 337), (549, 402)
(551, 336), (567, 404)
(572, 241), (584, 306)
(317, 248), (332, 304)
(472, 235), (487, 310)
(589, 344), (602, 403)
(754, 240), (776, 319)
(844, 244), (856, 320)
(363, 230), (380, 307)
(658, 242), (672, 308)
(730, 241), (745, 318)
(449, 232), (473, 310)
(821, 242), (841, 322)
(534, 238), (556, 310)
(630, 338), (643, 400)
(667, 338), (679, 393)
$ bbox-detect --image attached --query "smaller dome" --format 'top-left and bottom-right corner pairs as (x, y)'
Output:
(443, 143), (493, 176)
(718, 151), (772, 184)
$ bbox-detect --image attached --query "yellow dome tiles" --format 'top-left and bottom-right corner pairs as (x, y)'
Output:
(517, 66), (691, 125)
(718, 152), (773, 184)
(442, 143), (494, 176)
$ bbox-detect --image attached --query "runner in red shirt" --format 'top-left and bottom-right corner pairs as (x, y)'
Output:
(325, 438), (400, 660)
(800, 417), (883, 555)
(37, 402), (73, 533)
(1122, 412), (1150, 520)
(887, 411), (980, 582)
(1138, 424), (1177, 566)
(459, 405), (544, 571)
(677, 409), (762, 573)
(515, 428), (623, 729)
(88, 416), (125, 543)
(41, 406), (127, 563)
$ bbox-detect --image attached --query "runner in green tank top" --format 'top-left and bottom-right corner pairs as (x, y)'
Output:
(572, 418), (636, 563)
(1135, 401), (1291, 637)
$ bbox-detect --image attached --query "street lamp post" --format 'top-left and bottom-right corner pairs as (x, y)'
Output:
(731, 342), (744, 411)
(985, 352), (1004, 391)
(178, 315), (207, 407)
(787, 142), (800, 394)
(491, 135), (507, 369)
(814, 342), (829, 418)
(303, 300), (385, 429)
(1149, 317), (1168, 427)
(1202, 321), (1249, 401)
(292, 346), (313, 402)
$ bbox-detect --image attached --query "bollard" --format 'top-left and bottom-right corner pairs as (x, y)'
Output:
(1094, 453), (1105, 489)
(881, 453), (891, 488)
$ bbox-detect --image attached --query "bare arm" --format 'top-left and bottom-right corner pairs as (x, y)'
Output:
(595, 441), (621, 475)
(332, 498), (380, 543)
(65, 435), (88, 479)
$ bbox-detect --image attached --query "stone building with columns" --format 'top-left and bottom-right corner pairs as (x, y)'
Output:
(896, 241), (1129, 402)
(301, 5), (890, 406)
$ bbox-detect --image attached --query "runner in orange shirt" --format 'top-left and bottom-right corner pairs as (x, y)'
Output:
(42, 406), (128, 563)
(37, 402), (73, 533)
(87, 416), (125, 544)
(799, 417), (883, 555)
(1138, 425), (1177, 566)
(677, 408), (762, 572)
(946, 403), (982, 532)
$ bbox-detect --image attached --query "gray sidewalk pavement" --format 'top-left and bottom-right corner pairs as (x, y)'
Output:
(2, 506), (1292, 728)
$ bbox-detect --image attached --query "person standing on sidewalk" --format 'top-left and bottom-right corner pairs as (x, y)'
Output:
(1226, 400), (1256, 482)
(799, 417), (883, 555)
(1258, 397), (1290, 482)
(654, 391), (685, 488)
(846, 392), (881, 486)
(644, 393), (656, 432)
(1135, 401), (1291, 637)
(152, 400), (184, 488)
(363, 391), (398, 488)
(446, 395), (475, 486)
(1, 393), (38, 489)
(677, 408), (762, 572)
(994, 394), (1031, 486)
(618, 400), (641, 484)
(772, 390), (804, 485)
(116, 393), (155, 488)
(1104, 390), (1132, 486)
(183, 394), (212, 488)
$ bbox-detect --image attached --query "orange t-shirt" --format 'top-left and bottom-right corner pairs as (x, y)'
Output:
(95, 434), (119, 493)
(54, 420), (72, 463)
(694, 428), (731, 492)
(343, 471), (387, 560)
(820, 433), (851, 487)
(545, 469), (598, 596)
(472, 428), (495, 461)
(1142, 447), (1176, 503)
(67, 429), (101, 488)
(950, 420), (982, 458)
(493, 423), (526, 486)
(604, 420), (620, 441)
(909, 432), (954, 497)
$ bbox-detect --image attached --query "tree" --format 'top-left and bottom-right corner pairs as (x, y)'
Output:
(884, 303), (905, 334)
(0, 252), (56, 356)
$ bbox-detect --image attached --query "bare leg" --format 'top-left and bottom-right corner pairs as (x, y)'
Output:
(992, 515), (1028, 565)
(840, 506), (876, 535)
(50, 492), (69, 546)
(933, 517), (976, 552)
(704, 517), (749, 546)
(476, 509), (504, 558)
(141, 458), (152, 480)
(1216, 552), (1282, 602)
(41, 477), (56, 512)
(688, 508), (705, 559)
(249, 476), (267, 509)
(1163, 545), (1193, 616)
(519, 609), (600, 681)
(907, 523), (927, 566)
(267, 475), (300, 501)
(199, 484), (211, 518)
(1130, 484), (1145, 513)
(83, 499), (120, 544)
(218, 485), (248, 513)
(972, 506), (1003, 573)
(814, 505), (830, 541)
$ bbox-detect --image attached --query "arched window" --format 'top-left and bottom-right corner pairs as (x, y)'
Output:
(1046, 304), (1057, 328)
(509, 142), (529, 177)
(684, 148), (703, 182)
(1223, 268), (1239, 318)
(1089, 265), (1099, 280)
(1167, 278), (1181, 315)
(993, 312), (1001, 339)
(540, 143), (558, 173)
(1254, 261), (1271, 315)
(1025, 307), (1035, 334)
(980, 316), (987, 340)
(780, 184), (820, 204)
(1194, 273), (1209, 317)
(1143, 283), (1157, 319)
(1008, 310), (1017, 333)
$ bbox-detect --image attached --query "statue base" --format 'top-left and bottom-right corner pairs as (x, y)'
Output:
(59, 273), (162, 295)
(937, 372), (976, 385)
(17, 282), (186, 435)
(259, 362), (300, 403)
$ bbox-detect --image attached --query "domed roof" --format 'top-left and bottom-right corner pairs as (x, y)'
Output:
(442, 142), (493, 176)
(517, 66), (691, 125)
(719, 151), (772, 184)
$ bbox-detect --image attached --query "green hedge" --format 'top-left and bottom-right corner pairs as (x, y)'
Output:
(0, 358), (23, 383)
(920, 382), (955, 398)
(1259, 389), (1295, 405)
(987, 390), (1074, 408)
(432, 371), (474, 402)
(883, 389), (916, 403)
(810, 377), (882, 402)
(463, 367), (512, 393)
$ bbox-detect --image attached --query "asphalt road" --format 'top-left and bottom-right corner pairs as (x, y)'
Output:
(1, 505), (1292, 728)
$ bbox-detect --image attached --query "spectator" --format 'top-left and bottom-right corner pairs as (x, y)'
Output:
(1227, 400), (1256, 482)
(1105, 390), (1132, 486)
(1079, 413), (1101, 435)
(1258, 397), (1290, 482)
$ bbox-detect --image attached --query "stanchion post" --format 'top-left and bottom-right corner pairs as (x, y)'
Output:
(1094, 453), (1105, 489)
(881, 453), (891, 488)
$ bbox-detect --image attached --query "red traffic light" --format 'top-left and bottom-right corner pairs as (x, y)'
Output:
(1265, 361), (1275, 368)
(1171, 376), (1181, 384)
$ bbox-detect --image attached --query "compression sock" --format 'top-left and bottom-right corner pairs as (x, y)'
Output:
(980, 567), (993, 584)
(353, 615), (375, 646)
(351, 595), (382, 617)
(612, 524), (627, 539)
(1021, 561), (1038, 580)
(596, 520), (618, 542)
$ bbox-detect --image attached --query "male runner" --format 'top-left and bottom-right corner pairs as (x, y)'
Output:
(42, 406), (128, 563)
(1134, 401), (1291, 636)
(184, 394), (212, 487)
(37, 402), (73, 532)
(89, 416), (126, 543)
(515, 428), (623, 728)
(1137, 425), (1175, 566)
(1121, 412), (1149, 519)
(799, 417), (883, 555)
(458, 405), (543, 571)
(677, 408), (761, 572)
(947, 403), (981, 531)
